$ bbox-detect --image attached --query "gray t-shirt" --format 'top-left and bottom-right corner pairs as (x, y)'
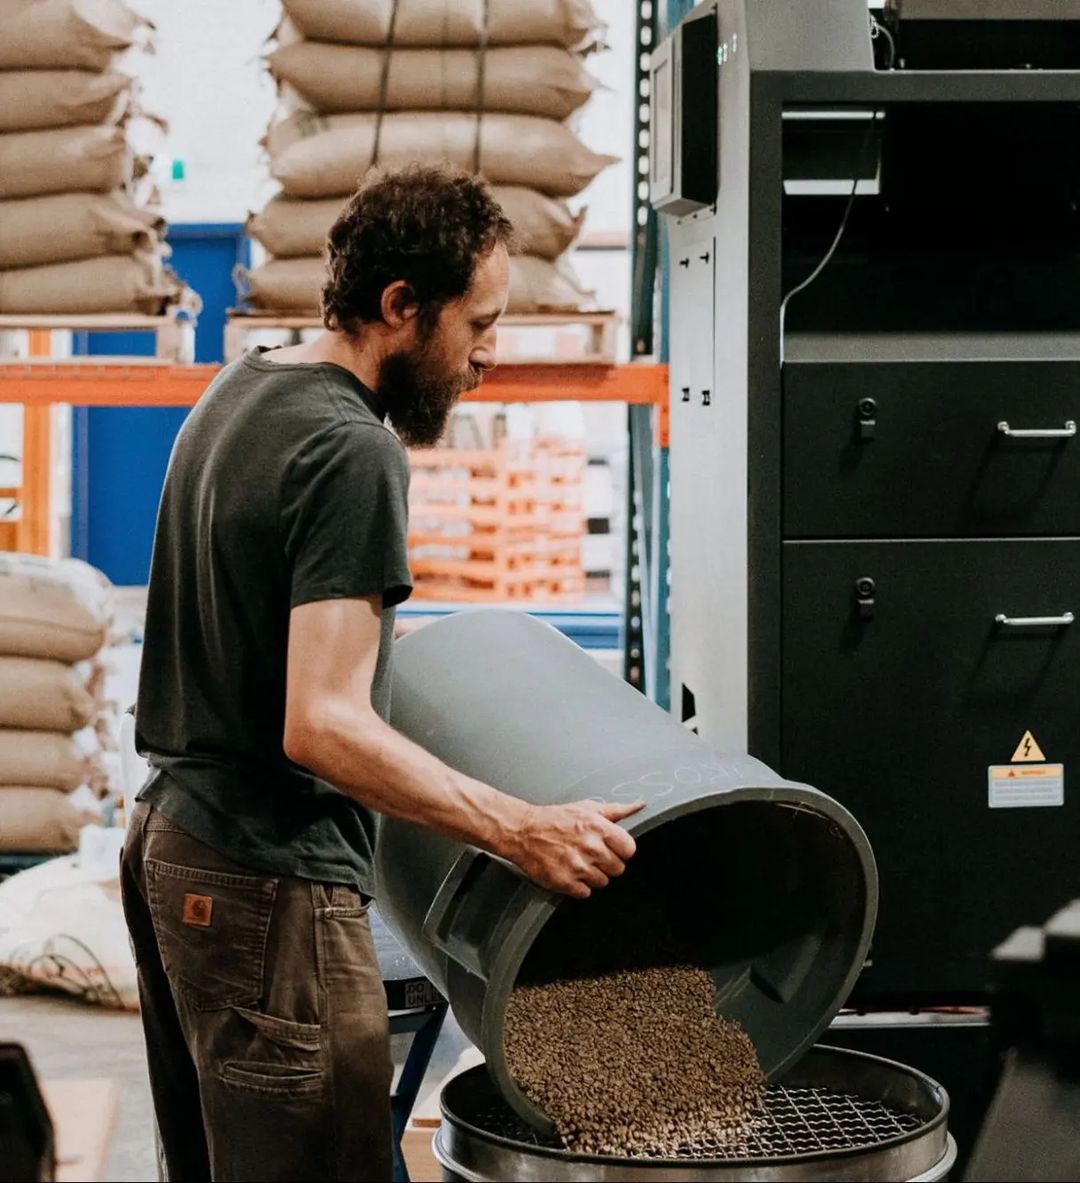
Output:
(135, 348), (412, 893)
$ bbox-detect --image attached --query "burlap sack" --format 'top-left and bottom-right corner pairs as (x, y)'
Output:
(508, 254), (593, 312)
(269, 42), (598, 121)
(497, 187), (584, 260)
(0, 124), (131, 199)
(269, 112), (616, 199)
(0, 658), (96, 732)
(0, 252), (181, 314)
(0, 786), (98, 852)
(244, 257), (325, 313)
(0, 0), (149, 71)
(245, 253), (592, 314)
(280, 0), (601, 48)
(0, 69), (131, 132)
(0, 553), (111, 663)
(0, 731), (92, 791)
(248, 186), (582, 261)
(0, 191), (162, 268)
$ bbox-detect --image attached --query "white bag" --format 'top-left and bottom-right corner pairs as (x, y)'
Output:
(0, 842), (137, 1009)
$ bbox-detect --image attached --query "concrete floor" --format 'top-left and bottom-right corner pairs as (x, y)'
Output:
(4, 990), (472, 1181)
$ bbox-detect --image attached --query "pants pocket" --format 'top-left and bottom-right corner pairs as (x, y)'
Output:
(220, 1006), (325, 1097)
(145, 857), (277, 1011)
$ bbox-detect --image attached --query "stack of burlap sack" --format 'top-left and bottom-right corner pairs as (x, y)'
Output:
(0, 554), (113, 854)
(245, 0), (616, 315)
(0, 0), (184, 314)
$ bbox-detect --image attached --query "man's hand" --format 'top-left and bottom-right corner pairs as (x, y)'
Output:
(505, 799), (646, 899)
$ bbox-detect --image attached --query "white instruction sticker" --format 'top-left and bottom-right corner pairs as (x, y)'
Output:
(988, 764), (1064, 809)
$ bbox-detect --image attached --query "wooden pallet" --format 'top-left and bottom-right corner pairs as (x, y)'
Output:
(0, 313), (194, 363)
(406, 437), (586, 603)
(225, 310), (619, 365)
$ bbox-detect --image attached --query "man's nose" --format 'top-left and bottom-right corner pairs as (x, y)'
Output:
(472, 338), (497, 373)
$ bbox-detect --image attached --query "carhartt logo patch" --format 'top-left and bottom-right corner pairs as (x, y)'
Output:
(182, 893), (213, 927)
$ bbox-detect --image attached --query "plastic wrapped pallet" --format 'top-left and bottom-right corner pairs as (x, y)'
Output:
(0, 0), (150, 71)
(0, 850), (137, 1007)
(0, 123), (132, 199)
(0, 786), (100, 852)
(0, 553), (111, 664)
(269, 43), (599, 120)
(0, 191), (162, 268)
(244, 253), (592, 315)
(0, 69), (131, 132)
(0, 658), (97, 732)
(0, 730), (93, 792)
(279, 0), (602, 49)
(248, 186), (582, 261)
(0, 252), (182, 315)
(268, 111), (616, 199)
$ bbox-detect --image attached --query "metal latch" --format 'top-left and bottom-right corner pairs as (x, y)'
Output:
(855, 577), (875, 619)
(857, 398), (877, 441)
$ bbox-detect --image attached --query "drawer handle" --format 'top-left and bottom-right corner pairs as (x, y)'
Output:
(995, 612), (1075, 628)
(997, 419), (1077, 439)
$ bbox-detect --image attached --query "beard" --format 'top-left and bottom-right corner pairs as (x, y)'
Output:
(377, 344), (480, 448)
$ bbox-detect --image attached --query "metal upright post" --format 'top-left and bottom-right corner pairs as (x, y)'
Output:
(624, 0), (663, 695)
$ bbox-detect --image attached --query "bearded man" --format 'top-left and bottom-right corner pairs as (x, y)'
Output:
(120, 165), (640, 1182)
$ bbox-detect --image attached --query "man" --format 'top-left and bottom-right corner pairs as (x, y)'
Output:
(120, 165), (641, 1183)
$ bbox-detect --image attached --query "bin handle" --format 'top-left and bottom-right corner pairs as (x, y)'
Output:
(997, 419), (1076, 439)
(995, 612), (1074, 628)
(422, 848), (523, 981)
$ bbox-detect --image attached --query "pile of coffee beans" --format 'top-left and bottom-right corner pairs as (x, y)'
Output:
(504, 963), (765, 1158)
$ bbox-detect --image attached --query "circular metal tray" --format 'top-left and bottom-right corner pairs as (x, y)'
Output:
(435, 1046), (953, 1182)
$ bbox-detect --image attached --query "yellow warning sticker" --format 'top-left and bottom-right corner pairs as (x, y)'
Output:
(1011, 731), (1046, 763)
(988, 764), (1064, 809)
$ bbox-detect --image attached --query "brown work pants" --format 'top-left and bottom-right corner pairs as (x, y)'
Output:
(120, 803), (394, 1182)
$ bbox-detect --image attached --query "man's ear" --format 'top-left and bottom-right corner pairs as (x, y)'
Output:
(381, 280), (421, 329)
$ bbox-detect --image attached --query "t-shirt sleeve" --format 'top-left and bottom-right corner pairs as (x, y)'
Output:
(280, 422), (413, 610)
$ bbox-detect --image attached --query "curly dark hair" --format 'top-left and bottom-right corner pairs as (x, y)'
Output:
(321, 165), (516, 335)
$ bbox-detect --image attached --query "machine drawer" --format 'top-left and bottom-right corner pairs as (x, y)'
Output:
(780, 538), (1080, 1001)
(783, 359), (1080, 537)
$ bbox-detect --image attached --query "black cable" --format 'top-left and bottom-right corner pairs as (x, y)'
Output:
(870, 13), (897, 69)
(473, 0), (491, 175)
(780, 109), (883, 332)
(371, 0), (401, 169)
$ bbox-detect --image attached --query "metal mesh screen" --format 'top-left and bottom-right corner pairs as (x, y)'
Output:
(468, 1083), (925, 1162)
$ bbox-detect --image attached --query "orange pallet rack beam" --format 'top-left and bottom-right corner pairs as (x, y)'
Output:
(0, 360), (668, 408)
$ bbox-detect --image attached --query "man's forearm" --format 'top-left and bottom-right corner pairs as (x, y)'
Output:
(290, 702), (529, 858)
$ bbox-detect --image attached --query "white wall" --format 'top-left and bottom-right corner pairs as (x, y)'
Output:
(132, 0), (279, 224)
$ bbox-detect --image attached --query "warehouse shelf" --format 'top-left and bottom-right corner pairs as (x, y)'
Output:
(0, 313), (194, 363)
(225, 309), (620, 366)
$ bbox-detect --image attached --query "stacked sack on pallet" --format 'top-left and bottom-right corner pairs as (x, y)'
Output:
(0, 0), (185, 313)
(0, 554), (112, 854)
(245, 0), (616, 314)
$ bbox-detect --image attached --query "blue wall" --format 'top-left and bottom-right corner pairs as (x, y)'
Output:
(71, 224), (247, 584)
